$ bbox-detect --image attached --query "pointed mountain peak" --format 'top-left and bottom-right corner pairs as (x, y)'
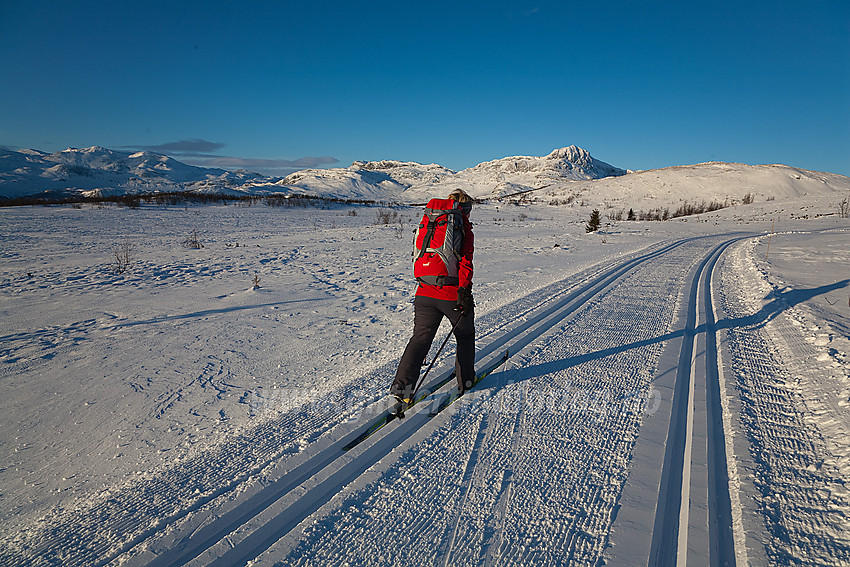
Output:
(546, 145), (592, 163)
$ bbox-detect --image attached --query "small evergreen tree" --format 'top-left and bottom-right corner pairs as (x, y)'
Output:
(627, 208), (636, 221)
(586, 209), (601, 233)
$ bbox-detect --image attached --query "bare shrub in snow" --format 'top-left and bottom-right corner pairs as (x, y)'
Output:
(638, 208), (670, 221)
(376, 208), (399, 225)
(837, 196), (849, 218)
(671, 200), (725, 218)
(112, 242), (135, 274)
(549, 197), (574, 206)
(183, 229), (203, 249)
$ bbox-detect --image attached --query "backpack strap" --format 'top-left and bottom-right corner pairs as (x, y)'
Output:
(417, 274), (459, 286)
(415, 217), (438, 261)
(416, 207), (456, 259)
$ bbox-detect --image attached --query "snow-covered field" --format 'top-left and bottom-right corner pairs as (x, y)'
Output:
(0, 193), (848, 566)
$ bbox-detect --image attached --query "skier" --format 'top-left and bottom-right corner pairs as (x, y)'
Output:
(390, 189), (475, 405)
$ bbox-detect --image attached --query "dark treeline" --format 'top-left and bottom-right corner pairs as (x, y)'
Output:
(0, 191), (399, 209)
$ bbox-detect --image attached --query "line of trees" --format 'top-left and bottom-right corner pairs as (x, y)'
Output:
(602, 200), (730, 222)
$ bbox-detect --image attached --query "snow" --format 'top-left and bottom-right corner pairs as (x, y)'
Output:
(0, 147), (260, 199)
(265, 145), (629, 203)
(0, 176), (848, 566)
(714, 231), (850, 565)
(4, 144), (849, 211)
(544, 161), (850, 215)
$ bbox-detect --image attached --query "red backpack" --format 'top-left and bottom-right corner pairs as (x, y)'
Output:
(413, 198), (467, 286)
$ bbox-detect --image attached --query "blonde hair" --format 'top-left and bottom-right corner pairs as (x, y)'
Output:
(448, 189), (473, 203)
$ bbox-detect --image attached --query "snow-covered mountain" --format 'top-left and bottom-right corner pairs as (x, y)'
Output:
(451, 145), (628, 198)
(0, 145), (624, 202)
(2, 144), (848, 208)
(277, 145), (628, 202)
(0, 146), (267, 200)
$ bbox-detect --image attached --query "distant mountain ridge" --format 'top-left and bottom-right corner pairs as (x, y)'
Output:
(0, 146), (266, 200)
(0, 145), (625, 202)
(2, 145), (848, 207)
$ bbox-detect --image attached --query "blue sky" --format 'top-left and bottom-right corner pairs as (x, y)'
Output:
(1, 1), (848, 176)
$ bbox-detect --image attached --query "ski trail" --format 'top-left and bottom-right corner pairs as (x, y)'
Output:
(481, 404), (525, 567)
(209, 236), (732, 565)
(693, 239), (737, 566)
(135, 238), (703, 566)
(646, 237), (741, 567)
(703, 244), (736, 566)
(439, 412), (489, 566)
(6, 235), (733, 567)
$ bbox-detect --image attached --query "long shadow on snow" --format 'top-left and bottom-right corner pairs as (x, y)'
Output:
(105, 298), (329, 329)
(477, 279), (849, 393)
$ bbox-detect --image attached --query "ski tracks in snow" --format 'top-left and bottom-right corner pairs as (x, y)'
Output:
(639, 237), (741, 567)
(3, 233), (799, 567)
(713, 236), (850, 565)
(139, 239), (698, 567)
(154, 234), (733, 567)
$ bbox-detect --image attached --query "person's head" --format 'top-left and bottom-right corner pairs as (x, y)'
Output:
(448, 189), (473, 215)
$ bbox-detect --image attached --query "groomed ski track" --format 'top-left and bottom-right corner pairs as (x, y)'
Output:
(652, 238), (738, 567)
(1, 233), (753, 567)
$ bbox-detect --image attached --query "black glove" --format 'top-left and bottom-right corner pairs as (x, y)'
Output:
(455, 287), (474, 317)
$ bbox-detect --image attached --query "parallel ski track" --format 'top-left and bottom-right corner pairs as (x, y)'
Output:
(648, 236), (744, 567)
(140, 235), (720, 567)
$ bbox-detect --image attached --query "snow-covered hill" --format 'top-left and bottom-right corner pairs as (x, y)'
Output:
(543, 161), (850, 212)
(270, 165), (414, 202)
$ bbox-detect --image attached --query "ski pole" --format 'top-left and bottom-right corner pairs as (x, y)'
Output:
(411, 315), (464, 399)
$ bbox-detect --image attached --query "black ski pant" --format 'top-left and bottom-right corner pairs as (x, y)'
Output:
(391, 296), (475, 398)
